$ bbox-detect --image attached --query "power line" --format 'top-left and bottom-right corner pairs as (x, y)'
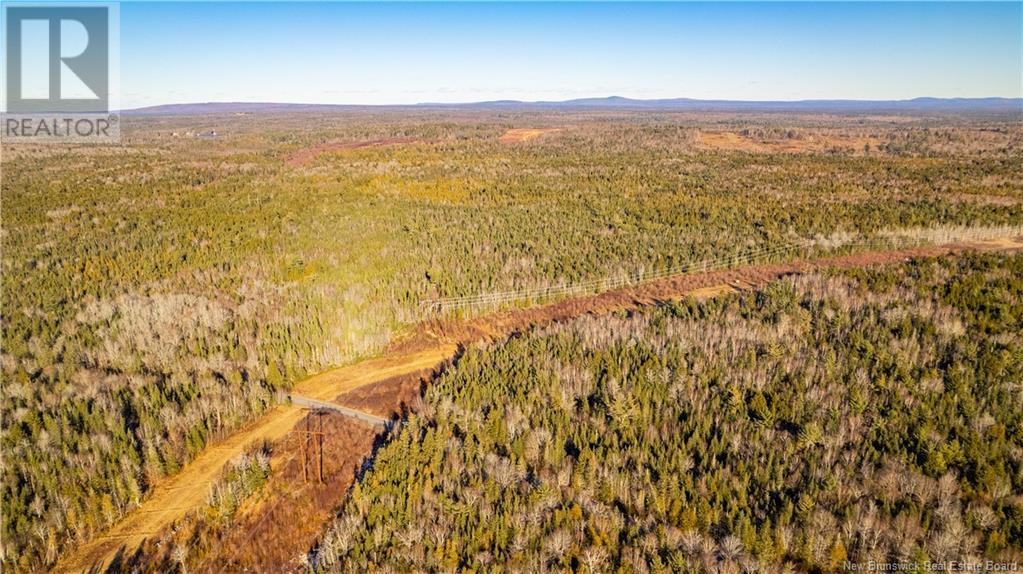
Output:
(421, 226), (1023, 313)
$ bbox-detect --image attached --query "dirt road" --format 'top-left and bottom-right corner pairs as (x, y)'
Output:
(53, 347), (454, 573)
(55, 235), (1023, 572)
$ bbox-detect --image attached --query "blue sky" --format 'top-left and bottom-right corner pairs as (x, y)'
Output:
(119, 2), (1022, 107)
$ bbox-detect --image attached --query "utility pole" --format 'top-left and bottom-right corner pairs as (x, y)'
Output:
(317, 411), (324, 483)
(301, 416), (308, 483)
(295, 411), (326, 484)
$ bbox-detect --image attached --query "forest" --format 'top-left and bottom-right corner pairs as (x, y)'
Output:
(318, 252), (1023, 572)
(2, 110), (1022, 571)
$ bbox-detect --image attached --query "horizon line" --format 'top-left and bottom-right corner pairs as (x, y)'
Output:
(118, 94), (1023, 113)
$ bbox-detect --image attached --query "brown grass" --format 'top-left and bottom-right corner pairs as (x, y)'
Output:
(698, 130), (879, 153)
(498, 128), (563, 144)
(333, 369), (433, 419)
(190, 413), (378, 573)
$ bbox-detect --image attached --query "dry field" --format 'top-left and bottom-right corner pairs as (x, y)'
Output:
(697, 130), (879, 153)
(498, 127), (563, 143)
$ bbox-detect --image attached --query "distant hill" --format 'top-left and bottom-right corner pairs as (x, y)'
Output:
(120, 102), (374, 115)
(124, 96), (1023, 115)
(496, 96), (1023, 113)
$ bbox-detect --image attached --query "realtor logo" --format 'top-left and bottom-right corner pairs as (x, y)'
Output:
(2, 2), (118, 141)
(6, 6), (108, 112)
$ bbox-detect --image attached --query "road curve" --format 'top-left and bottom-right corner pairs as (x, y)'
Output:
(53, 346), (456, 573)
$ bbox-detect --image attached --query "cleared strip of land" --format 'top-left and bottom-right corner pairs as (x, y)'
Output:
(55, 235), (1023, 572)
(53, 347), (454, 573)
(53, 405), (306, 572)
(498, 127), (563, 143)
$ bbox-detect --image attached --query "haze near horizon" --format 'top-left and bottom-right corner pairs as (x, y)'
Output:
(120, 1), (1023, 109)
